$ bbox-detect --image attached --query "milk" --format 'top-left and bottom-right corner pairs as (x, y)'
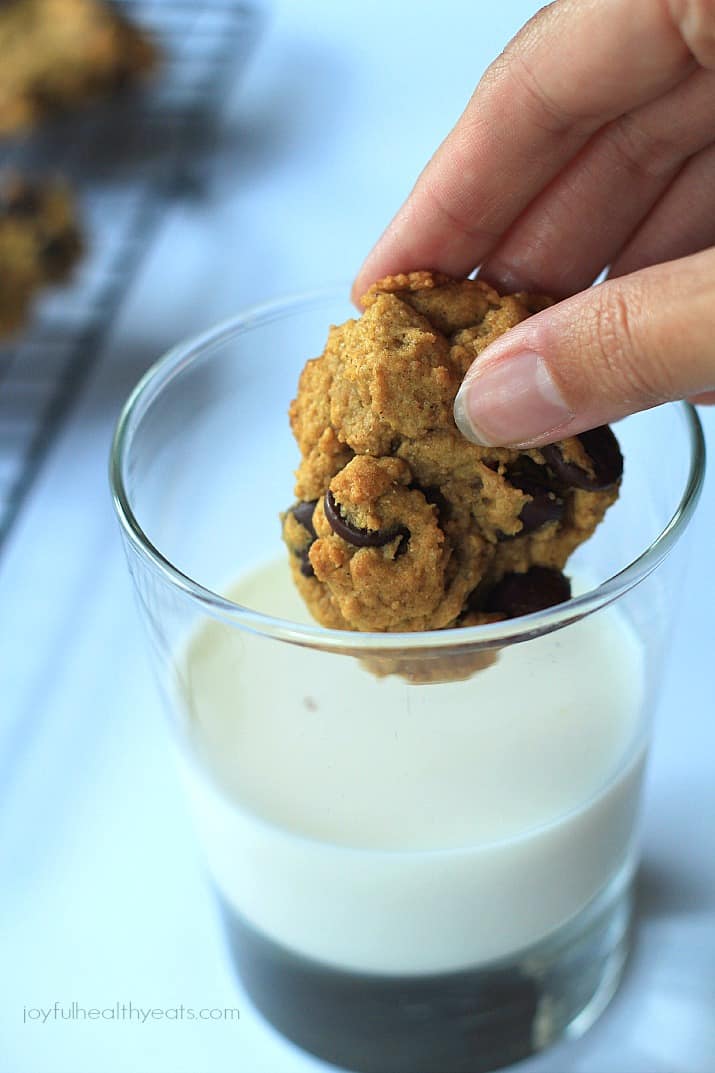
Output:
(178, 557), (646, 975)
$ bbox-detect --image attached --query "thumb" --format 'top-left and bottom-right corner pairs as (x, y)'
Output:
(453, 248), (715, 447)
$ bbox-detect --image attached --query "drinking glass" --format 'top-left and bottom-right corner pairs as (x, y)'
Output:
(110, 289), (705, 1073)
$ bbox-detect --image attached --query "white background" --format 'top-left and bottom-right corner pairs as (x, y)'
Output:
(1, 3), (713, 1071)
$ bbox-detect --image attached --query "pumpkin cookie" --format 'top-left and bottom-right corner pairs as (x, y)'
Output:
(282, 272), (622, 635)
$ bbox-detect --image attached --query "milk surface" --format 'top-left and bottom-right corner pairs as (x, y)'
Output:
(178, 557), (647, 974)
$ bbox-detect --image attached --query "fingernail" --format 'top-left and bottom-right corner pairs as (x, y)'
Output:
(453, 351), (573, 446)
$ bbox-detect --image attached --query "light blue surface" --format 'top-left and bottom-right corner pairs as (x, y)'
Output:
(1, 3), (713, 1071)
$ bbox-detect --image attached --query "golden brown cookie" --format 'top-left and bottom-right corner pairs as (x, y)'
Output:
(0, 0), (157, 135)
(282, 272), (622, 634)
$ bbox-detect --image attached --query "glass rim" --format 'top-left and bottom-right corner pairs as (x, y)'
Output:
(109, 286), (707, 655)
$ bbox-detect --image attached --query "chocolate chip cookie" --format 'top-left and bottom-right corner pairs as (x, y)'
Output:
(0, 175), (83, 338)
(0, 0), (157, 135)
(282, 272), (622, 634)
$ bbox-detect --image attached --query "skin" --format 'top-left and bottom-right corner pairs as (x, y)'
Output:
(352, 0), (715, 447)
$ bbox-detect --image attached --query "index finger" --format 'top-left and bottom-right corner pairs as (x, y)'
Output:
(352, 0), (696, 302)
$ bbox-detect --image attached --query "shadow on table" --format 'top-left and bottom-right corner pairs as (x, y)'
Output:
(634, 857), (712, 920)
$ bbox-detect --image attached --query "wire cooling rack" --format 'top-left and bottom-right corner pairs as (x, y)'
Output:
(0, 0), (259, 551)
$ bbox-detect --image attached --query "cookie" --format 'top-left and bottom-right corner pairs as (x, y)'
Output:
(0, 175), (83, 338)
(282, 272), (622, 636)
(0, 0), (157, 135)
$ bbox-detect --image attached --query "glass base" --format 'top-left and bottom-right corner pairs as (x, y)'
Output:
(220, 866), (633, 1073)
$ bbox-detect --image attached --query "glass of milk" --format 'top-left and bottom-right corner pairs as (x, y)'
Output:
(110, 290), (705, 1073)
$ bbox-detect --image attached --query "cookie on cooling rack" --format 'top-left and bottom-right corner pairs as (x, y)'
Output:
(0, 175), (82, 338)
(0, 0), (158, 135)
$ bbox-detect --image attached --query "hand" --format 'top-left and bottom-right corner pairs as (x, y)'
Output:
(352, 0), (715, 447)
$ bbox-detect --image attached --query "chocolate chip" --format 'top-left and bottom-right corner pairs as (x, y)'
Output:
(40, 232), (82, 273)
(465, 578), (491, 612)
(541, 426), (623, 490)
(324, 490), (410, 550)
(394, 532), (410, 558)
(29, 84), (63, 115)
(485, 566), (571, 618)
(3, 186), (41, 217)
(410, 482), (449, 523)
(110, 65), (134, 92)
(298, 552), (315, 578)
(513, 475), (565, 534)
(287, 501), (318, 575)
(495, 462), (564, 540)
(290, 499), (318, 539)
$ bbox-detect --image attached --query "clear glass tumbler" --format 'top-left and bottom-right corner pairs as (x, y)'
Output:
(110, 289), (705, 1073)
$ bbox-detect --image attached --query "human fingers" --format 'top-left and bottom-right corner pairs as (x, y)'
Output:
(478, 66), (715, 296)
(452, 247), (715, 448)
(351, 0), (698, 302)
(608, 141), (715, 277)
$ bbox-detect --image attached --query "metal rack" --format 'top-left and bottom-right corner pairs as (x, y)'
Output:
(0, 0), (259, 550)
